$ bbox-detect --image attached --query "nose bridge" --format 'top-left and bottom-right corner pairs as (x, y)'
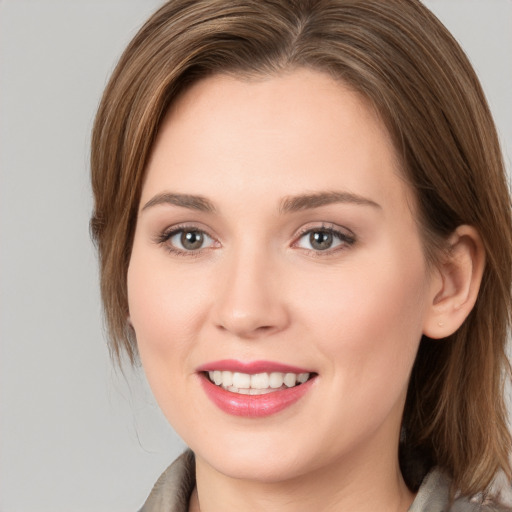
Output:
(213, 239), (288, 338)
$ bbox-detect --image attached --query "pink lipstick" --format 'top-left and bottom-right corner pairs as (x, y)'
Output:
(197, 359), (311, 374)
(197, 360), (316, 418)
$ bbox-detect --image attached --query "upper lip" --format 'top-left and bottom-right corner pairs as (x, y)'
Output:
(196, 359), (312, 374)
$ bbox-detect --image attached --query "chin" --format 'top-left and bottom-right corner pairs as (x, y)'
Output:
(208, 452), (309, 483)
(190, 432), (320, 483)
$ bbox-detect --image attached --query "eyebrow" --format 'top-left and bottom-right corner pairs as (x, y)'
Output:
(279, 191), (381, 213)
(141, 190), (380, 215)
(141, 193), (216, 213)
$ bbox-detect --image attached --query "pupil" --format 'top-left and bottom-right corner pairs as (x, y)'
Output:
(181, 231), (204, 250)
(310, 231), (332, 250)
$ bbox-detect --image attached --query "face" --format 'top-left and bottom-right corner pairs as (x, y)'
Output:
(127, 69), (437, 483)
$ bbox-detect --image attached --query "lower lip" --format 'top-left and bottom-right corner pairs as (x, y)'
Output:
(199, 374), (315, 418)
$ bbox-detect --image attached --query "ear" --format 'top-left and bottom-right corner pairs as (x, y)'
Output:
(423, 225), (485, 339)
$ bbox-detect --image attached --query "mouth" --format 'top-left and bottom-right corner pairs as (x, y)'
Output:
(205, 370), (311, 395)
(197, 360), (317, 417)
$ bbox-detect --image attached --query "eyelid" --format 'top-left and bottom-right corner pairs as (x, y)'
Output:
(153, 221), (355, 256)
(294, 222), (355, 240)
(154, 223), (219, 255)
(292, 223), (356, 253)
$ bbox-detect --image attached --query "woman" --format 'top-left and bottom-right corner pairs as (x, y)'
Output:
(90, 0), (512, 510)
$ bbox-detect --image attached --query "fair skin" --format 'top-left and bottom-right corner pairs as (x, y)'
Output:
(127, 69), (484, 511)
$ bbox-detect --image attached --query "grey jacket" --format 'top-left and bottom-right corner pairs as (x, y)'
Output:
(140, 451), (511, 511)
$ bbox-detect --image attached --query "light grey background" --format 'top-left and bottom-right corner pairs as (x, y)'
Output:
(0, 1), (510, 511)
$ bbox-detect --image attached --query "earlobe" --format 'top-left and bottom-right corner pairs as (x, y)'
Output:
(423, 225), (485, 339)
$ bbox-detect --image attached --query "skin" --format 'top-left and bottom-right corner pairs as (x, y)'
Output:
(127, 69), (484, 511)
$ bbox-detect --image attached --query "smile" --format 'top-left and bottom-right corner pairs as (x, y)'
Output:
(206, 370), (310, 395)
(197, 360), (316, 417)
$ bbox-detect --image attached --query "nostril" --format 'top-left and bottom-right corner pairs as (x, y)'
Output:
(215, 317), (282, 339)
(256, 325), (273, 331)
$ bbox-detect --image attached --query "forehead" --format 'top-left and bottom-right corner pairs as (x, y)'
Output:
(142, 69), (410, 215)
(163, 69), (389, 153)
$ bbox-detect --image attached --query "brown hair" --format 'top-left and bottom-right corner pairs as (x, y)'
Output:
(90, 0), (512, 498)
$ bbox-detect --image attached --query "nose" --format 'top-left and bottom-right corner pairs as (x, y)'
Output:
(212, 246), (290, 339)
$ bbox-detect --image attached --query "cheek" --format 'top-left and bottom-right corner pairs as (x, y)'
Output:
(293, 244), (429, 404)
(126, 245), (208, 370)
(126, 247), (209, 429)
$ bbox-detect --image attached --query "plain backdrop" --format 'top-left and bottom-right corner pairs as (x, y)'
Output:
(0, 1), (510, 511)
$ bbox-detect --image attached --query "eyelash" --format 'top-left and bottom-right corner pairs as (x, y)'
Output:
(293, 224), (356, 256)
(155, 223), (356, 257)
(155, 224), (217, 257)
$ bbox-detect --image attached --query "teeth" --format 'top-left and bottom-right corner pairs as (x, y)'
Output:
(207, 370), (310, 393)
(232, 372), (251, 389)
(284, 373), (296, 387)
(251, 372), (269, 388)
(213, 370), (222, 385)
(222, 370), (233, 387)
(297, 373), (309, 384)
(269, 372), (284, 388)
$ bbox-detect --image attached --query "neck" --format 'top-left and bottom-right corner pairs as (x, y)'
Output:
(190, 438), (415, 512)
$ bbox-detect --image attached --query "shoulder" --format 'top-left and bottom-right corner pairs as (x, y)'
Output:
(139, 450), (195, 512)
(410, 468), (512, 512)
(451, 497), (512, 512)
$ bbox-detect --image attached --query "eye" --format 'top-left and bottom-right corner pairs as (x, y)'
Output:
(295, 227), (355, 252)
(159, 227), (216, 253)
